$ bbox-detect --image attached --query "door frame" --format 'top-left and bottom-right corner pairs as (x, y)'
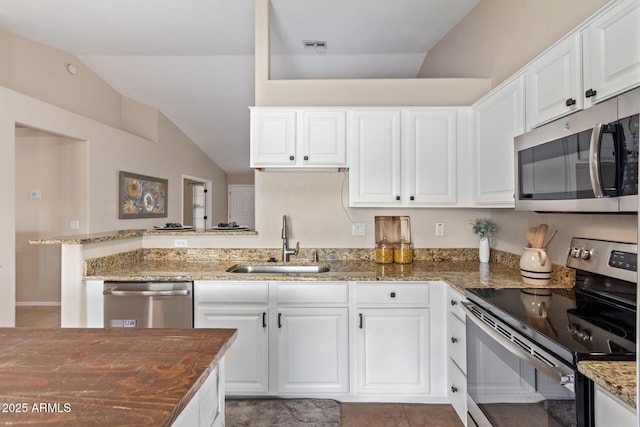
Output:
(181, 174), (212, 230)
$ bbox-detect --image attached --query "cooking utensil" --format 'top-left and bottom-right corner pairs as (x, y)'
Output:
(543, 230), (558, 249)
(534, 224), (548, 248)
(526, 226), (537, 248)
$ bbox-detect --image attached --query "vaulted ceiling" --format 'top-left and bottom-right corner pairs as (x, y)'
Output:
(0, 0), (479, 174)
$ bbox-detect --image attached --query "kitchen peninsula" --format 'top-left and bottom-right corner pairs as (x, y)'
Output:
(0, 327), (236, 426)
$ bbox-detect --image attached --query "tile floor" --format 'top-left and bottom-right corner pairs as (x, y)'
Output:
(16, 306), (464, 426)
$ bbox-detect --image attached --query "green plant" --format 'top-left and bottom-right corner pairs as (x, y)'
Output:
(470, 218), (496, 239)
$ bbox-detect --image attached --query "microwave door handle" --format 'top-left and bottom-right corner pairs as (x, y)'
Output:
(589, 123), (605, 198)
(462, 302), (574, 387)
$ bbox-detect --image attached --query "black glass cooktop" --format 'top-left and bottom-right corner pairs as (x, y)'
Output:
(465, 287), (636, 365)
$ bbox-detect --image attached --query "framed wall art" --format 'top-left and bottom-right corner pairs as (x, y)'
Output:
(119, 171), (168, 219)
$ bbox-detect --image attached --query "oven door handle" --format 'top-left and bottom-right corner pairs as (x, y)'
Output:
(462, 302), (574, 387)
(589, 123), (605, 198)
(103, 289), (191, 297)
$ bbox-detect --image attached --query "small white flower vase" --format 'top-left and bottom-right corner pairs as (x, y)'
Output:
(479, 237), (490, 263)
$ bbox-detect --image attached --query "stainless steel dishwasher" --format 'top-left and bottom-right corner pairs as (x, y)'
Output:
(103, 281), (193, 328)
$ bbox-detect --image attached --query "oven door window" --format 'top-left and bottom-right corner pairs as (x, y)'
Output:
(518, 127), (617, 200)
(466, 321), (576, 427)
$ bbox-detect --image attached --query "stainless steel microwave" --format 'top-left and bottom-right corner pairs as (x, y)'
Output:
(515, 87), (639, 212)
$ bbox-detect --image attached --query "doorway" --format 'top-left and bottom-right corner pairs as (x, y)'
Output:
(182, 175), (212, 230)
(228, 185), (255, 229)
(14, 125), (87, 318)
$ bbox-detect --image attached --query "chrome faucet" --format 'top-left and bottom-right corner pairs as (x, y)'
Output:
(281, 215), (299, 262)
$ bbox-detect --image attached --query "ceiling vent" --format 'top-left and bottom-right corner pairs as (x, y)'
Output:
(302, 40), (327, 53)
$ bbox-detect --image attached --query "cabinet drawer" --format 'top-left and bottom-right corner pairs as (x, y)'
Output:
(357, 284), (429, 307)
(448, 288), (466, 320)
(447, 312), (466, 374)
(195, 281), (268, 303)
(276, 282), (348, 304)
(448, 359), (467, 424)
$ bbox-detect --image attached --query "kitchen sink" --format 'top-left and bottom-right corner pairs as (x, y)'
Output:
(226, 263), (330, 274)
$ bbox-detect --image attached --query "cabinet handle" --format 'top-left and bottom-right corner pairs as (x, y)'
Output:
(450, 299), (458, 306)
(359, 313), (363, 329)
(303, 155), (309, 161)
(565, 98), (576, 107)
(262, 312), (267, 328)
(278, 313), (282, 328)
(390, 292), (396, 298)
(451, 386), (458, 393)
(451, 336), (458, 344)
(289, 155), (295, 161)
(410, 196), (415, 201)
(585, 88), (597, 98)
(395, 196), (401, 201)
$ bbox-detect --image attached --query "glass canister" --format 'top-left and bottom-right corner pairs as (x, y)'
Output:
(394, 242), (413, 264)
(375, 241), (394, 264)
(375, 216), (399, 244)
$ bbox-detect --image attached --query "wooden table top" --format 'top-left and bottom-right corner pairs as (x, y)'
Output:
(0, 328), (236, 426)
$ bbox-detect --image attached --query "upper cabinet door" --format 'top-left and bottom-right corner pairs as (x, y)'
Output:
(473, 75), (525, 207)
(526, 34), (583, 129)
(301, 110), (347, 166)
(403, 110), (457, 205)
(251, 109), (297, 167)
(348, 110), (402, 206)
(583, 0), (640, 106)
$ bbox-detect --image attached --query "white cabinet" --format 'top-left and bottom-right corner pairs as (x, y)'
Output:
(447, 288), (468, 425)
(349, 108), (460, 207)
(193, 282), (269, 394)
(348, 110), (402, 205)
(473, 75), (525, 207)
(594, 384), (637, 427)
(403, 110), (458, 205)
(355, 282), (431, 395)
(526, 34), (583, 129)
(274, 307), (349, 394)
(272, 282), (350, 395)
(583, 0), (640, 108)
(173, 359), (225, 427)
(250, 108), (346, 168)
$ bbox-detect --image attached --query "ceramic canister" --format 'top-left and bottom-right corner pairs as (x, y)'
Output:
(520, 247), (553, 285)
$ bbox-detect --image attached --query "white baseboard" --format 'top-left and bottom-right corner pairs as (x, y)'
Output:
(16, 301), (61, 307)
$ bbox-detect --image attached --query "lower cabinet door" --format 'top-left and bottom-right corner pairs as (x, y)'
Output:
(448, 359), (467, 424)
(357, 308), (430, 394)
(194, 307), (269, 394)
(274, 307), (349, 394)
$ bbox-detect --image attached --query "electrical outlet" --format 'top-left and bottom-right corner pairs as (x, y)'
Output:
(435, 223), (445, 236)
(30, 190), (41, 200)
(174, 239), (188, 248)
(352, 223), (365, 236)
(70, 220), (80, 230)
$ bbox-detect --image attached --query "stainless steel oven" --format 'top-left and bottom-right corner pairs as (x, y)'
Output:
(515, 87), (639, 212)
(103, 281), (193, 328)
(464, 238), (636, 427)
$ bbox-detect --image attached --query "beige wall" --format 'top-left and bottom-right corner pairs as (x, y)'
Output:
(418, 0), (610, 87)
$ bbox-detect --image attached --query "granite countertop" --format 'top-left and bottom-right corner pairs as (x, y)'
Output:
(84, 259), (569, 293)
(578, 361), (637, 408)
(0, 328), (236, 426)
(30, 228), (257, 245)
